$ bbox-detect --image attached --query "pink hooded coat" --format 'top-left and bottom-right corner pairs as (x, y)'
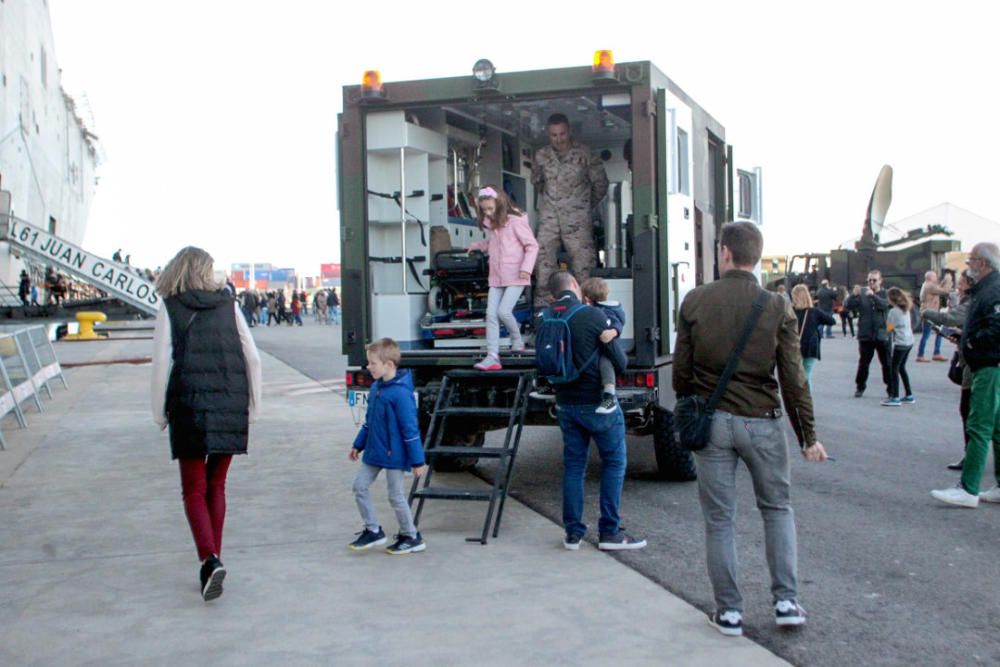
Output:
(469, 213), (539, 288)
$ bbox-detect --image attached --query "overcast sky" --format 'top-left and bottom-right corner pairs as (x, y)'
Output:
(49, 0), (999, 276)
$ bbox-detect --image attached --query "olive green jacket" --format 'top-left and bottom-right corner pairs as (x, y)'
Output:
(673, 270), (816, 447)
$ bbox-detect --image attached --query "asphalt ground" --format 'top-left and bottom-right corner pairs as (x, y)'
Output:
(252, 316), (1000, 667)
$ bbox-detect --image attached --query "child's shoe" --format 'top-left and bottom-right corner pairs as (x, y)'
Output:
(510, 339), (526, 353)
(595, 393), (618, 414)
(385, 532), (426, 554)
(473, 354), (502, 371)
(349, 527), (387, 551)
(901, 395), (916, 404)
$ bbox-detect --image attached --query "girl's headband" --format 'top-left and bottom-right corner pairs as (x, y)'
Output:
(478, 187), (498, 199)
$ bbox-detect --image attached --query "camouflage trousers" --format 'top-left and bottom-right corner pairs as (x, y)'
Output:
(533, 205), (596, 306)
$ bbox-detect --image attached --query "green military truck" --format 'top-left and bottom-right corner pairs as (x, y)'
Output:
(338, 56), (762, 478)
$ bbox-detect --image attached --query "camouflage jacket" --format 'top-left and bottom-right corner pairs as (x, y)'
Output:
(532, 141), (608, 209)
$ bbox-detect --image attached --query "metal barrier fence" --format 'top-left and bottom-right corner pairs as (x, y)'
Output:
(0, 324), (67, 449)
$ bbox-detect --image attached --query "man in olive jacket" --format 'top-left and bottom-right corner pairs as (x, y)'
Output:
(674, 222), (828, 638)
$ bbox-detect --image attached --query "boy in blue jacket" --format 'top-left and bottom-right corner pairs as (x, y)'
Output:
(581, 277), (626, 415)
(349, 338), (427, 554)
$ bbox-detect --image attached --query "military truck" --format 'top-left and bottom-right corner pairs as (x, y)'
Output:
(337, 56), (762, 478)
(770, 166), (960, 295)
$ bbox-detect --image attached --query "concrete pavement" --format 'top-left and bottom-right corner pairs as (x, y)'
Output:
(0, 335), (790, 666)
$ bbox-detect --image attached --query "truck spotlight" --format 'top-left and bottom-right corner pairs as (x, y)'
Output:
(592, 50), (617, 82)
(473, 59), (499, 90)
(360, 70), (386, 101)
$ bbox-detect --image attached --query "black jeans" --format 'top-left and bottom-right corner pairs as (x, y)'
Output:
(856, 339), (891, 393)
(888, 345), (912, 399)
(841, 312), (855, 337)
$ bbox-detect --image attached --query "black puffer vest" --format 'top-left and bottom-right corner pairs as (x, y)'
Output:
(165, 290), (250, 459)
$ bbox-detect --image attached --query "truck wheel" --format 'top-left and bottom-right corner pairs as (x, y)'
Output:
(653, 406), (697, 482)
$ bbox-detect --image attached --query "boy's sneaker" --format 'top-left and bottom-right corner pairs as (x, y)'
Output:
(473, 355), (502, 371)
(880, 397), (901, 407)
(595, 394), (618, 414)
(510, 340), (526, 353)
(930, 485), (979, 508)
(348, 527), (387, 551)
(200, 555), (226, 602)
(563, 534), (583, 550)
(598, 530), (647, 551)
(385, 532), (426, 554)
(901, 395), (916, 404)
(708, 610), (743, 637)
(775, 599), (807, 627)
(979, 486), (1000, 503)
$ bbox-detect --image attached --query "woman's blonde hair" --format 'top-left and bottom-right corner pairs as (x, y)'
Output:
(791, 284), (813, 309)
(155, 246), (219, 297)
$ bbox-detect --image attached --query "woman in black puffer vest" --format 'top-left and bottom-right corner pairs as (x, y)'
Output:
(151, 247), (261, 601)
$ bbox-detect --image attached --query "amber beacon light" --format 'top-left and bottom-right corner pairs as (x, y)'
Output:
(592, 50), (617, 82)
(361, 70), (385, 100)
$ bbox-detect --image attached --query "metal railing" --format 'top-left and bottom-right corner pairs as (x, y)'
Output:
(0, 324), (67, 449)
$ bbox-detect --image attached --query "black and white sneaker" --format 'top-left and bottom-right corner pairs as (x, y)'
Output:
(595, 394), (617, 414)
(708, 610), (743, 637)
(775, 599), (807, 627)
(563, 534), (583, 550)
(385, 532), (426, 554)
(349, 527), (387, 551)
(597, 531), (647, 551)
(200, 555), (226, 602)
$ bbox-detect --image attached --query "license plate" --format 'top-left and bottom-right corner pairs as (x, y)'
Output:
(348, 390), (369, 407)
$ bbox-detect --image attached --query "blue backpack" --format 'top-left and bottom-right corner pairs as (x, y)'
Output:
(535, 303), (600, 384)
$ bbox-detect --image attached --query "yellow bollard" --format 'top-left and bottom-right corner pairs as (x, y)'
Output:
(64, 311), (109, 341)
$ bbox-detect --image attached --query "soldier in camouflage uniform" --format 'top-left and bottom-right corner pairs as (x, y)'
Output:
(532, 114), (609, 306)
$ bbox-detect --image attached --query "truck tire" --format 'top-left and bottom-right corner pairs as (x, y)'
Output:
(653, 406), (697, 482)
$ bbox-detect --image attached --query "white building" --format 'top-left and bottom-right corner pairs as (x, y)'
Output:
(885, 203), (999, 251)
(0, 0), (99, 285)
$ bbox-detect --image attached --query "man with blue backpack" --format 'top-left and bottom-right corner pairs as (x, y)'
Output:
(535, 271), (647, 552)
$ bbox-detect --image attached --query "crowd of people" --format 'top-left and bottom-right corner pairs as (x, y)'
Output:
(233, 287), (341, 328)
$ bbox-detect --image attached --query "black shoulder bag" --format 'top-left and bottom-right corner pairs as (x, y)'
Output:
(674, 290), (769, 451)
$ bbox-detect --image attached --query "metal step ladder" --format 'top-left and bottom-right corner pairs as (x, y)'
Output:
(410, 368), (534, 544)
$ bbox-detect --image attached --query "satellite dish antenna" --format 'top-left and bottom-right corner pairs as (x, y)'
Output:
(858, 165), (892, 250)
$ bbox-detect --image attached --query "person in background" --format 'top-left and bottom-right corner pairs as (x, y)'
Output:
(837, 285), (855, 337)
(931, 243), (1000, 508)
(290, 294), (303, 326)
(923, 270), (974, 470)
(846, 271), (892, 399)
(814, 280), (838, 339)
(916, 271), (950, 362)
(151, 246), (262, 601)
(881, 287), (915, 407)
(792, 284), (836, 390)
(314, 289), (328, 324)
(329, 288), (341, 325)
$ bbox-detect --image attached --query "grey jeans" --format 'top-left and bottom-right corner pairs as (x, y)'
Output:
(352, 463), (417, 537)
(486, 286), (524, 356)
(695, 411), (798, 612)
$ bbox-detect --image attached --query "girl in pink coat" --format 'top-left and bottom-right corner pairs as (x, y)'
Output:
(469, 186), (539, 370)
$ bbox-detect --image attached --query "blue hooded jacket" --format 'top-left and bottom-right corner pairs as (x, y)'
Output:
(596, 300), (626, 334)
(352, 369), (425, 470)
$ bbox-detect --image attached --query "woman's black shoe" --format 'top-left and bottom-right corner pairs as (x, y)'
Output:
(200, 555), (226, 601)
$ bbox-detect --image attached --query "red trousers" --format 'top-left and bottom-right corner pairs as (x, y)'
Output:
(178, 455), (233, 561)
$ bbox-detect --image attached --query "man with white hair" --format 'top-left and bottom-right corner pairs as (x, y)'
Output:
(931, 243), (1000, 507)
(916, 271), (950, 362)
